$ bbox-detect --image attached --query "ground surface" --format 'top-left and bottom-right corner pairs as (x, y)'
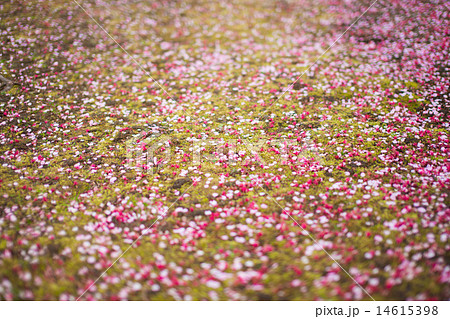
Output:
(0, 0), (449, 300)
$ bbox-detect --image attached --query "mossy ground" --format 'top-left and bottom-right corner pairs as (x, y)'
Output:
(0, 0), (449, 300)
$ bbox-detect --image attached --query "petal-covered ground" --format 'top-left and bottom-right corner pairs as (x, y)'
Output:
(0, 0), (449, 300)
